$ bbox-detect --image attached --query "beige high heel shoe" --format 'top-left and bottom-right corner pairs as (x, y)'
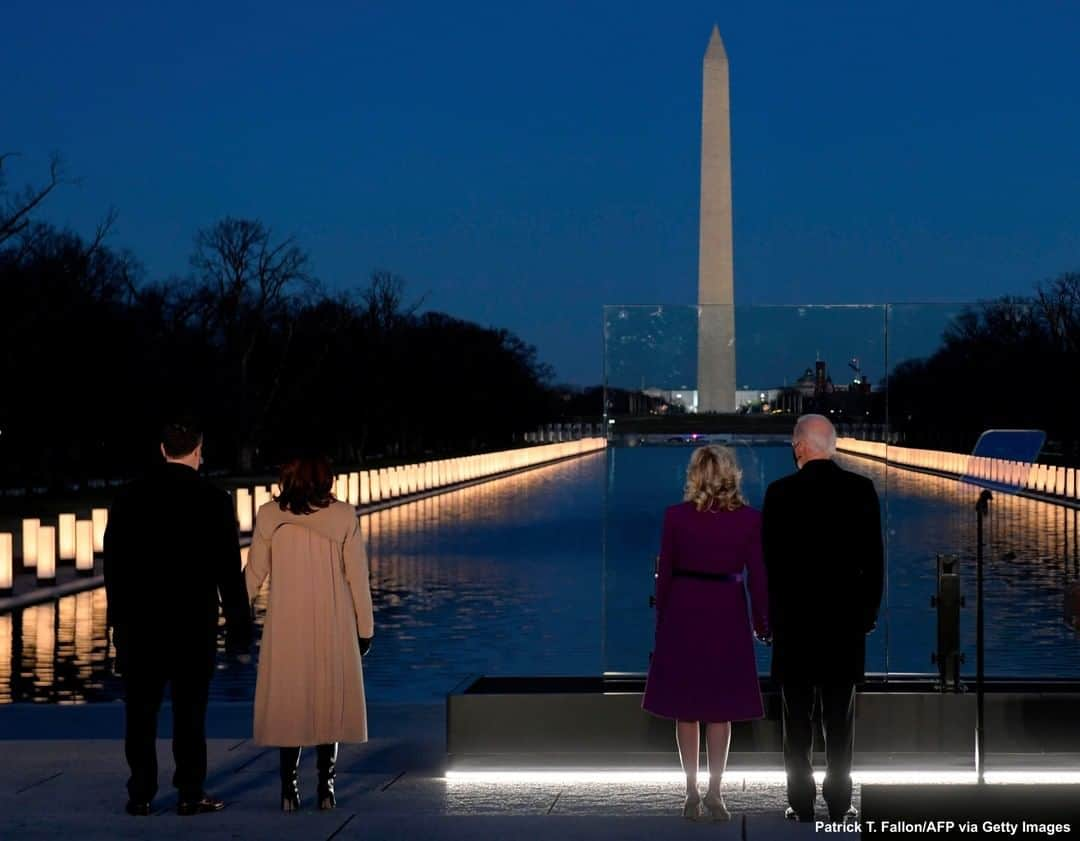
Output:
(682, 790), (703, 820)
(703, 790), (731, 821)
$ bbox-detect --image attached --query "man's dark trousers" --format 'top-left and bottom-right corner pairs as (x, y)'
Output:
(124, 654), (214, 803)
(781, 682), (856, 818)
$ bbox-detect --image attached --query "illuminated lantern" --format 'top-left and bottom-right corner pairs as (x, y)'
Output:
(335, 474), (348, 501)
(0, 614), (11, 688)
(37, 526), (56, 582)
(58, 514), (76, 562)
(21, 519), (39, 568)
(348, 472), (360, 506)
(254, 485), (272, 512)
(360, 471), (370, 505)
(0, 533), (12, 594)
(370, 471), (381, 503)
(75, 521), (94, 574)
(91, 509), (108, 553)
(236, 489), (253, 533)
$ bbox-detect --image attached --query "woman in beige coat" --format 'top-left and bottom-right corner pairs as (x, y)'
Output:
(245, 455), (374, 812)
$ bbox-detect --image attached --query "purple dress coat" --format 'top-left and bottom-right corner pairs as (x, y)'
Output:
(642, 502), (770, 723)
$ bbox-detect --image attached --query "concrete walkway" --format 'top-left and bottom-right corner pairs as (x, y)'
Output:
(0, 703), (834, 840)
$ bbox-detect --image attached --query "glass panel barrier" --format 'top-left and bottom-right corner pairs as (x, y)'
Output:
(887, 302), (1080, 681)
(602, 304), (889, 676)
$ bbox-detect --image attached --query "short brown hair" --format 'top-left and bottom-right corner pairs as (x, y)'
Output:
(277, 455), (335, 515)
(161, 419), (203, 459)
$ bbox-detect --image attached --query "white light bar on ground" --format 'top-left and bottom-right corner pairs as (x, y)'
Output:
(445, 769), (1080, 786)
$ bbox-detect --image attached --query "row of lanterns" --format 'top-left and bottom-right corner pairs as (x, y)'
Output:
(234, 438), (607, 533)
(1, 438), (607, 597)
(0, 509), (109, 595)
(837, 438), (1080, 500)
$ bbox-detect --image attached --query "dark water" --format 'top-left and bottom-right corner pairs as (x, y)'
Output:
(603, 445), (1080, 677)
(3, 446), (1079, 705)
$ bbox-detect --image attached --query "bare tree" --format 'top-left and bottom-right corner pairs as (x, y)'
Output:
(0, 152), (71, 247)
(1036, 272), (1080, 353)
(360, 269), (425, 331)
(189, 217), (315, 469)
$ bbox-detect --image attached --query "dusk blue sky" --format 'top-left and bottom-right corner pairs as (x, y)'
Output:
(4, 1), (1079, 384)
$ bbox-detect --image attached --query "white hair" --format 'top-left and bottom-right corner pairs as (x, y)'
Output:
(794, 414), (837, 457)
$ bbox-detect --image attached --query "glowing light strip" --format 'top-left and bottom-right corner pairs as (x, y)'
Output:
(445, 769), (1080, 785)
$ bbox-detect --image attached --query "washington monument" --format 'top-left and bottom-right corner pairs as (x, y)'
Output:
(697, 25), (736, 413)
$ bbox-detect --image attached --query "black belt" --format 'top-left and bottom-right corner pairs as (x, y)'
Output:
(672, 569), (744, 583)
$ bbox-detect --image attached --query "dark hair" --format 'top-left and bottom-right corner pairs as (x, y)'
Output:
(161, 418), (203, 459)
(277, 455), (335, 515)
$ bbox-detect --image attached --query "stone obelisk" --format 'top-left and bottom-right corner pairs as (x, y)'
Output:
(697, 25), (736, 413)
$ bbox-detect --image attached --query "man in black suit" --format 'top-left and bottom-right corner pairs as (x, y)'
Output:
(762, 414), (883, 823)
(104, 419), (252, 817)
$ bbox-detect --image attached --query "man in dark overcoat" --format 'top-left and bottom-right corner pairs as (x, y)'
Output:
(762, 414), (883, 823)
(104, 419), (252, 816)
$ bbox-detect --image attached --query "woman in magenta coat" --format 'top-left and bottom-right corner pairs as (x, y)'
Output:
(642, 445), (770, 821)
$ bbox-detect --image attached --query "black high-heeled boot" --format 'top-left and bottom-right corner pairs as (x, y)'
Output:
(316, 743), (338, 810)
(279, 747), (302, 812)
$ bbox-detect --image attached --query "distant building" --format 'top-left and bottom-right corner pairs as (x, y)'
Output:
(643, 388), (698, 413)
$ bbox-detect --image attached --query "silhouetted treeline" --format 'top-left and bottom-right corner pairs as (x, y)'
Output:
(888, 273), (1080, 464)
(0, 216), (564, 486)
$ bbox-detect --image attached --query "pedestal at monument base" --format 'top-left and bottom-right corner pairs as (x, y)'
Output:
(447, 675), (1080, 771)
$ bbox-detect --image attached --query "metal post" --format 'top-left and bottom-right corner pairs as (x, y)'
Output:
(974, 489), (992, 784)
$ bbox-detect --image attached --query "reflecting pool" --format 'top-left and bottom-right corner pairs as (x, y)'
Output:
(2, 445), (1078, 704)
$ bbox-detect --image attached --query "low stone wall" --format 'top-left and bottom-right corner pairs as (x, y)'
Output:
(837, 438), (1079, 503)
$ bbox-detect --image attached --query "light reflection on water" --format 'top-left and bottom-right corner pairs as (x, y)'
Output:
(1, 454), (606, 703)
(2, 447), (1079, 704)
(878, 456), (1080, 677)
